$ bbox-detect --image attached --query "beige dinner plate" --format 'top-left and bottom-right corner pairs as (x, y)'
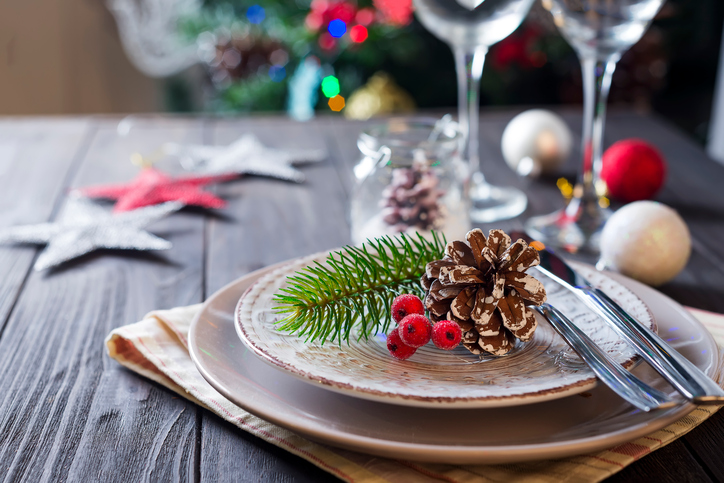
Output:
(189, 259), (720, 464)
(234, 253), (653, 408)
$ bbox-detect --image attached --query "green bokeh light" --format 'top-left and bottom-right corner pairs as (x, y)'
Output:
(321, 76), (340, 98)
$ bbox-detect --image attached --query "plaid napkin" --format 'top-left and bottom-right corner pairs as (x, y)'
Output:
(106, 305), (724, 483)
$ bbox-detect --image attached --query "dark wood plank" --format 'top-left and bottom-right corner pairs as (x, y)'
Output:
(200, 116), (351, 482)
(0, 118), (93, 330)
(0, 117), (207, 481)
(319, 116), (371, 196)
(681, 409), (724, 483)
(199, 413), (339, 483)
(605, 439), (713, 483)
(204, 116), (352, 294)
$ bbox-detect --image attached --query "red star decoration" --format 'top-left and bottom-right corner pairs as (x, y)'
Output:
(78, 168), (235, 212)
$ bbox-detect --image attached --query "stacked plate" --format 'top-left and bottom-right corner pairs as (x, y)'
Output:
(189, 252), (721, 464)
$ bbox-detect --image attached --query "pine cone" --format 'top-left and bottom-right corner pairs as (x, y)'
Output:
(420, 229), (547, 356)
(380, 164), (444, 232)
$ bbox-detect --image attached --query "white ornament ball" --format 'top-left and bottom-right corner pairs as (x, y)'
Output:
(501, 109), (572, 177)
(599, 201), (691, 286)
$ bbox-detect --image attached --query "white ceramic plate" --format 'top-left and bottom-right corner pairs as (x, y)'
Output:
(189, 261), (721, 464)
(234, 253), (654, 408)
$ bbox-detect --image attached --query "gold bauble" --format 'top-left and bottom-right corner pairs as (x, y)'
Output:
(344, 72), (415, 120)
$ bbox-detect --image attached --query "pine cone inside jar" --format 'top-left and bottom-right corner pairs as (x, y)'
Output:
(380, 163), (444, 232)
(420, 229), (547, 356)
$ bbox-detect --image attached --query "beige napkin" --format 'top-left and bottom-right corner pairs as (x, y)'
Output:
(106, 305), (724, 483)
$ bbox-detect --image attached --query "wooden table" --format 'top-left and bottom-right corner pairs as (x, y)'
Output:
(0, 111), (722, 482)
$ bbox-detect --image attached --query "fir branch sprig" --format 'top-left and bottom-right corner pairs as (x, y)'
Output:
(273, 232), (446, 345)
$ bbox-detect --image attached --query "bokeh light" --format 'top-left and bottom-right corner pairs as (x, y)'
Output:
(246, 5), (265, 24)
(270, 49), (289, 66)
(530, 51), (547, 68)
(305, 13), (323, 31)
(374, 0), (413, 26)
(328, 19), (347, 38)
(318, 33), (336, 51)
(350, 25), (368, 43)
(355, 8), (375, 26)
(328, 95), (345, 111)
(556, 178), (573, 199)
(321, 76), (340, 98)
(268, 65), (286, 82)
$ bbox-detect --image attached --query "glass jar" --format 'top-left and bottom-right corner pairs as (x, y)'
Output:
(350, 117), (470, 245)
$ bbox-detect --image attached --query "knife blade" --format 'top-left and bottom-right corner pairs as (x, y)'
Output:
(532, 244), (724, 404)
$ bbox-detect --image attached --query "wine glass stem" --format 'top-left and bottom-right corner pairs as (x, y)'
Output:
(454, 45), (488, 180)
(573, 56), (617, 212)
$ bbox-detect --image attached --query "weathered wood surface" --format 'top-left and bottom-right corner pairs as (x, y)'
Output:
(0, 112), (722, 482)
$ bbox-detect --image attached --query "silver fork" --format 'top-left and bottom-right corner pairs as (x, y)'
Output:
(532, 303), (678, 412)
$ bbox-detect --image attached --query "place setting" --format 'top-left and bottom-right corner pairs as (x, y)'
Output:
(4, 0), (724, 480)
(180, 224), (722, 465)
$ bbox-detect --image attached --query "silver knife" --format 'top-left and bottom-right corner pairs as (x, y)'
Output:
(534, 246), (724, 404)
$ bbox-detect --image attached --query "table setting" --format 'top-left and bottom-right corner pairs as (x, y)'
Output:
(1, 0), (724, 482)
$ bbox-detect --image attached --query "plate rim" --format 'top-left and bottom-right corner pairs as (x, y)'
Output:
(188, 260), (722, 463)
(232, 252), (655, 408)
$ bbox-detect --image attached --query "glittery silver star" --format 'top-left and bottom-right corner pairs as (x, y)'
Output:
(0, 196), (182, 270)
(164, 134), (326, 183)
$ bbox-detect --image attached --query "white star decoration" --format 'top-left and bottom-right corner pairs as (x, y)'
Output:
(0, 196), (182, 271)
(164, 134), (326, 183)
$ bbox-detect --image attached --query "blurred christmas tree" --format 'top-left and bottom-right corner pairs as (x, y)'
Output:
(179, 0), (433, 117)
(173, 0), (722, 137)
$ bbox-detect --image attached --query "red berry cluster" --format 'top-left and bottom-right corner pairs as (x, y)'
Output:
(386, 294), (462, 360)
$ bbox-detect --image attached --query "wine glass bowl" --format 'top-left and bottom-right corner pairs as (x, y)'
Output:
(414, 0), (534, 48)
(525, 0), (664, 253)
(544, 0), (664, 60)
(413, 0), (536, 223)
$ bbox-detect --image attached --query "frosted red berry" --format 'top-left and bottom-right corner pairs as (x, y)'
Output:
(432, 320), (462, 350)
(398, 314), (432, 348)
(391, 293), (425, 324)
(387, 327), (417, 360)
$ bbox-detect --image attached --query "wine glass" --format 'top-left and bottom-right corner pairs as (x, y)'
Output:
(413, 0), (536, 223)
(524, 0), (664, 252)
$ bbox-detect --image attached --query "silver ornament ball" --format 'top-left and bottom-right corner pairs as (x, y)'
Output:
(501, 109), (572, 177)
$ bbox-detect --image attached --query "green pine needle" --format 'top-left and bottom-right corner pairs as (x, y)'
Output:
(273, 232), (446, 345)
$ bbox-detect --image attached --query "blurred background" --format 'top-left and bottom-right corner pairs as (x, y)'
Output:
(0, 0), (722, 147)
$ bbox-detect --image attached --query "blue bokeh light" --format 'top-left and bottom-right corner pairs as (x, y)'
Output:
(269, 65), (286, 82)
(328, 19), (347, 38)
(246, 5), (265, 24)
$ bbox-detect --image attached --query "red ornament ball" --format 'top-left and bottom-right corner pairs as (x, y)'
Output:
(391, 294), (424, 324)
(398, 314), (432, 348)
(431, 320), (462, 350)
(601, 139), (667, 202)
(386, 327), (417, 360)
